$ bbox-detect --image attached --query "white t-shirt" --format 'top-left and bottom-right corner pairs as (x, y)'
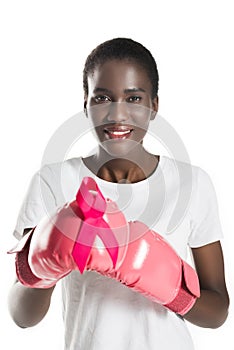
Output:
(13, 156), (223, 350)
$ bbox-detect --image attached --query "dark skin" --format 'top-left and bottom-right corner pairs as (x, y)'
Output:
(8, 228), (55, 328)
(187, 242), (229, 328)
(8, 59), (229, 329)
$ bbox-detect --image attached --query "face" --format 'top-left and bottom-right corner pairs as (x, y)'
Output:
(84, 59), (158, 158)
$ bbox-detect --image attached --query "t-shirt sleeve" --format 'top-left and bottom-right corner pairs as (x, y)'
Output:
(13, 166), (57, 240)
(188, 167), (224, 248)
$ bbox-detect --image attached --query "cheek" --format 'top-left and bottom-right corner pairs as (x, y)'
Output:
(126, 103), (152, 122)
(133, 126), (149, 143)
(130, 106), (152, 133)
(87, 104), (110, 127)
(93, 126), (105, 141)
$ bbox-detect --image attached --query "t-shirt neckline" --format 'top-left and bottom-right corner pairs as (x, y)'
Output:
(80, 155), (166, 187)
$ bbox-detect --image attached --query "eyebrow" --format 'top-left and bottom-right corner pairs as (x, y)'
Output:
(93, 87), (146, 94)
(124, 88), (146, 94)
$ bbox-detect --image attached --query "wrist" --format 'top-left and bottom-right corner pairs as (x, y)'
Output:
(9, 229), (58, 289)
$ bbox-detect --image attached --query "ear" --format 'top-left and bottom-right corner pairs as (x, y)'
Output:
(84, 97), (88, 117)
(150, 96), (159, 120)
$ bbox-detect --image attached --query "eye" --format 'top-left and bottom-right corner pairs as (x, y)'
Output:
(94, 95), (111, 103)
(127, 96), (142, 103)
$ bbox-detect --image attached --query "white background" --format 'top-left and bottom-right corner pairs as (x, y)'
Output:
(0, 0), (233, 349)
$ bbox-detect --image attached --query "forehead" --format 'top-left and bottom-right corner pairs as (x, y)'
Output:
(88, 59), (151, 92)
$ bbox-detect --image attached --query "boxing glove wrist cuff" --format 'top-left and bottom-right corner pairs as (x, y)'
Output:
(8, 229), (56, 289)
(165, 281), (197, 315)
(165, 260), (200, 315)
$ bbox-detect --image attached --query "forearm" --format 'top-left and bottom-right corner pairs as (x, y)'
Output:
(8, 281), (55, 328)
(183, 289), (229, 328)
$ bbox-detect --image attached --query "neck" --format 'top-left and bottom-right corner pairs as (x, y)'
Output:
(85, 145), (159, 183)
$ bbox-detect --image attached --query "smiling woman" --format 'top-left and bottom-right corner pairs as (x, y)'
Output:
(8, 38), (229, 350)
(83, 48), (159, 177)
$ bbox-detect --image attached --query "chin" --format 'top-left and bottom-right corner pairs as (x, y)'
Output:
(100, 139), (140, 158)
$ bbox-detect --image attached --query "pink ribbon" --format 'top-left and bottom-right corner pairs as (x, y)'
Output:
(72, 177), (119, 273)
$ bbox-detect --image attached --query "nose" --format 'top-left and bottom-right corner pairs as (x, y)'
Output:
(106, 102), (129, 123)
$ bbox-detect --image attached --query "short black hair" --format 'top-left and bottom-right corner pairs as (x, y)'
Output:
(83, 38), (159, 99)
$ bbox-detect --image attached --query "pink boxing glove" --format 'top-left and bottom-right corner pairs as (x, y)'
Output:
(82, 220), (200, 315)
(8, 177), (128, 288)
(111, 221), (200, 315)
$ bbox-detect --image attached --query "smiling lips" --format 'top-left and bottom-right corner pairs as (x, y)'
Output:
(104, 126), (133, 139)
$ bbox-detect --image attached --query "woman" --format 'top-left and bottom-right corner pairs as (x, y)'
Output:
(8, 38), (229, 349)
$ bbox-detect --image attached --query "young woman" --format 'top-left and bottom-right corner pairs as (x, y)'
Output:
(8, 38), (229, 350)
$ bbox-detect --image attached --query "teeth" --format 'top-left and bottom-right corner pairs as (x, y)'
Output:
(109, 130), (131, 135)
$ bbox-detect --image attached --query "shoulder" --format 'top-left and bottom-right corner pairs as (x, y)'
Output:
(162, 155), (211, 186)
(38, 157), (83, 180)
(34, 157), (84, 205)
(161, 156), (216, 216)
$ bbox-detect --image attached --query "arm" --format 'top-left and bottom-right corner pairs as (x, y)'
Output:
(183, 241), (229, 328)
(8, 280), (55, 328)
(8, 229), (55, 328)
(8, 186), (86, 327)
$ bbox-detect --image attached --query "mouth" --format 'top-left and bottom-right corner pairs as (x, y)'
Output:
(104, 126), (133, 140)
